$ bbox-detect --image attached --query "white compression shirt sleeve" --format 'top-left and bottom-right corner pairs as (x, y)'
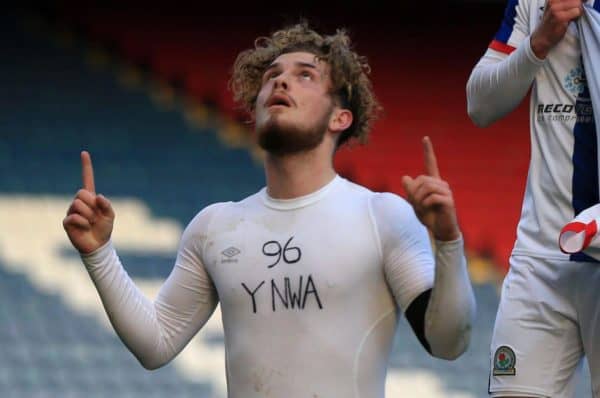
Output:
(425, 237), (476, 360)
(466, 39), (545, 127)
(80, 206), (220, 370)
(372, 193), (435, 312)
(372, 193), (475, 360)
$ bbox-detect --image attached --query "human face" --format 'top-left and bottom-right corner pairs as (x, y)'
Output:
(254, 51), (336, 156)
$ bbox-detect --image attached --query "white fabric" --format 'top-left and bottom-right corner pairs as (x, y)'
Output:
(468, 1), (600, 396)
(489, 255), (600, 398)
(81, 175), (474, 398)
(559, 203), (600, 256)
(466, 33), (545, 128)
(467, 0), (598, 262)
(579, 5), (600, 131)
(425, 238), (473, 360)
(561, 5), (600, 260)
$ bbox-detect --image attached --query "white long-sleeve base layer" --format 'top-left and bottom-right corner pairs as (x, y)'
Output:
(81, 176), (475, 398)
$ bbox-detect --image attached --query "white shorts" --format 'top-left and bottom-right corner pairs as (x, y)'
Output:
(488, 255), (600, 397)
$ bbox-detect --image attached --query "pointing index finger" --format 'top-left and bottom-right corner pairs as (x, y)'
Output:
(81, 151), (96, 194)
(423, 136), (441, 179)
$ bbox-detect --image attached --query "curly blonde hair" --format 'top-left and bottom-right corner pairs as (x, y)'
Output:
(230, 22), (381, 148)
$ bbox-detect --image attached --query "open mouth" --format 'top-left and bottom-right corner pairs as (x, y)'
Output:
(266, 93), (292, 108)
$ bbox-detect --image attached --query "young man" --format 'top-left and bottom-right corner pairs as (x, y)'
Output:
(64, 23), (475, 397)
(467, 1), (600, 397)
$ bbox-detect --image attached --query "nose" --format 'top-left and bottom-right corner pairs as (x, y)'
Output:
(273, 72), (289, 90)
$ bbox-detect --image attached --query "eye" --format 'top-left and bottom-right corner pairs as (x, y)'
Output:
(300, 70), (313, 80)
(263, 70), (279, 83)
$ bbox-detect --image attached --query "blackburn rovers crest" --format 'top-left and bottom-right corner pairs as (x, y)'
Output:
(493, 346), (516, 376)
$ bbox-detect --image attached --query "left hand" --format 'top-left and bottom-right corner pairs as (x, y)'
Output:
(402, 136), (460, 241)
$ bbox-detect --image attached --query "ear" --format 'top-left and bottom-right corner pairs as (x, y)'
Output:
(329, 108), (353, 133)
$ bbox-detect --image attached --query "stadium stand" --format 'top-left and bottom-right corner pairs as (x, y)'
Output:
(42, 1), (531, 269)
(0, 4), (592, 397)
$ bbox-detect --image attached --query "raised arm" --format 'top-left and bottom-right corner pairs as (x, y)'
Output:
(377, 137), (475, 360)
(467, 0), (536, 127)
(63, 152), (219, 369)
(467, 0), (584, 127)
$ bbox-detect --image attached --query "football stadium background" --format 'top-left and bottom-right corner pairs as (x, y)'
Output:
(0, 1), (593, 396)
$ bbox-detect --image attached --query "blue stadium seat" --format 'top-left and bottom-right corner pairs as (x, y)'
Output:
(0, 7), (592, 398)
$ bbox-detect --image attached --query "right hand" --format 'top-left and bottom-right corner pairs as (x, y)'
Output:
(63, 151), (115, 254)
(531, 0), (583, 59)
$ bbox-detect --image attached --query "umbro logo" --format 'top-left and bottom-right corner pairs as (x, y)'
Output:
(221, 247), (240, 263)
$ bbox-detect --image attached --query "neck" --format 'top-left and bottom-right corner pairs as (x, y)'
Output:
(264, 140), (337, 199)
